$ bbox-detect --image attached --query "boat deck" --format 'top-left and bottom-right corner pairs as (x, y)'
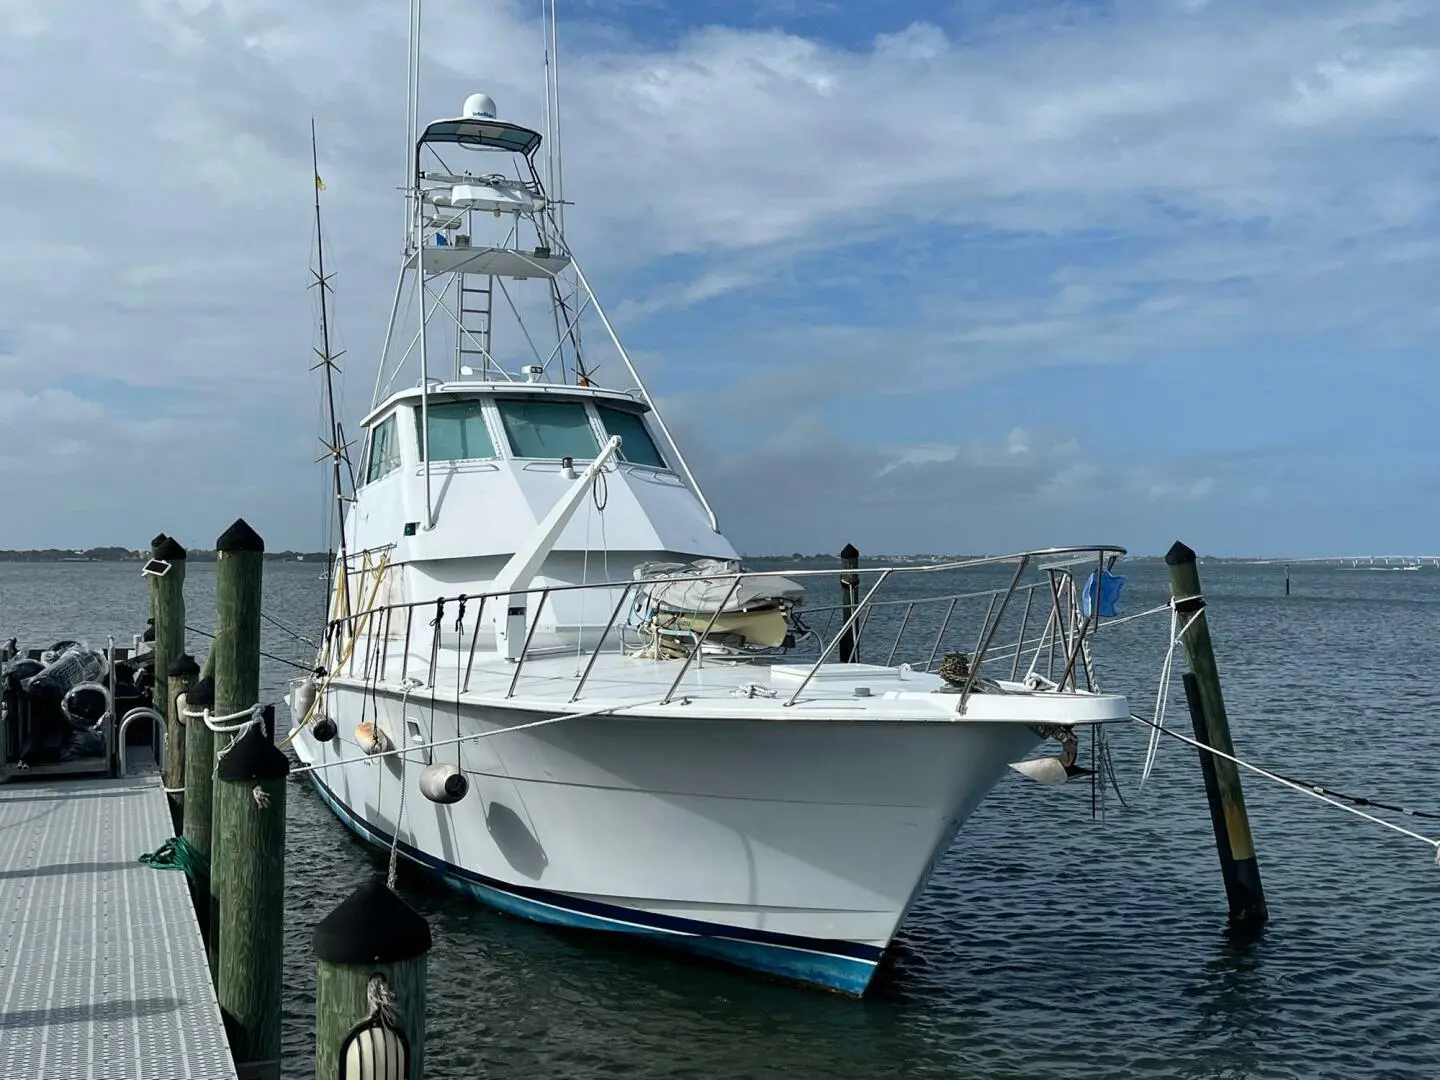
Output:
(0, 776), (236, 1080)
(329, 642), (1130, 724)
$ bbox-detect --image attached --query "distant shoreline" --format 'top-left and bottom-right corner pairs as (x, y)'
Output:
(0, 549), (1419, 565)
(0, 548), (327, 564)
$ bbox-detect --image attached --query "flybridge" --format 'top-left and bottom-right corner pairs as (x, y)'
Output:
(364, 85), (719, 532)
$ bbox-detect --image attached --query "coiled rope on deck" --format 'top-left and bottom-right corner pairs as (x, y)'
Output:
(138, 835), (209, 881)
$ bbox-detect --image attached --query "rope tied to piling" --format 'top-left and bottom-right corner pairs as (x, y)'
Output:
(1138, 605), (1204, 791)
(186, 702), (277, 810)
(191, 704), (264, 774)
(366, 973), (400, 1028)
(184, 702), (266, 733)
(1130, 710), (1440, 865)
(138, 835), (210, 881)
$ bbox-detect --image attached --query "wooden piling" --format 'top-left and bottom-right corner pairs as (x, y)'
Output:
(183, 672), (217, 968)
(208, 517), (287, 1075)
(1165, 540), (1268, 929)
(149, 532), (167, 622)
(214, 725), (289, 1079)
(313, 876), (433, 1080)
(166, 651), (200, 811)
(838, 543), (860, 663)
(1181, 672), (1241, 908)
(150, 535), (188, 818)
(209, 518), (264, 953)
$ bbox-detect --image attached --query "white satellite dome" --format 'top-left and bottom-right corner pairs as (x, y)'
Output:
(462, 92), (497, 119)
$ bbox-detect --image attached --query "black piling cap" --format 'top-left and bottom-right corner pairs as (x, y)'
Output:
(1165, 541), (1198, 567)
(166, 653), (200, 679)
(149, 533), (170, 553)
(840, 543), (859, 559)
(314, 874), (433, 964)
(216, 518), (265, 554)
(215, 722), (291, 782)
(152, 536), (187, 562)
(188, 675), (215, 709)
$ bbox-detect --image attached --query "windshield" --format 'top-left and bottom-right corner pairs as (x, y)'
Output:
(496, 399), (600, 459)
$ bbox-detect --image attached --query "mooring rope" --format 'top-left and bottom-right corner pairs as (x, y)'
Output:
(1129, 711), (1440, 862)
(1140, 606), (1203, 791)
(184, 700), (280, 807)
(366, 973), (400, 1029)
(1266, 776), (1440, 823)
(387, 678), (424, 890)
(1090, 601), (1174, 632)
(186, 702), (267, 733)
(387, 745), (408, 890)
(288, 700), (657, 777)
(185, 624), (314, 673)
(259, 609), (319, 649)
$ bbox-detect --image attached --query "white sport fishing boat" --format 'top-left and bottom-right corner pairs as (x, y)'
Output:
(289, 1), (1132, 994)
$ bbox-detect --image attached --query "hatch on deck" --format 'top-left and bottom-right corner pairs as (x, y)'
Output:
(770, 663), (918, 684)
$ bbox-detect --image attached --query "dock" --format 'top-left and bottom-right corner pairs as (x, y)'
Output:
(0, 775), (236, 1080)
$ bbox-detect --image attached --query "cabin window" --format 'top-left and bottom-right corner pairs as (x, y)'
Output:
(415, 400), (496, 462)
(597, 405), (666, 468)
(496, 399), (599, 459)
(365, 415), (401, 483)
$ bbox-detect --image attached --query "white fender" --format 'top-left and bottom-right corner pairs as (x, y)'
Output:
(419, 762), (469, 804)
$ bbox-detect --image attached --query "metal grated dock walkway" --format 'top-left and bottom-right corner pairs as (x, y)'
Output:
(0, 776), (236, 1079)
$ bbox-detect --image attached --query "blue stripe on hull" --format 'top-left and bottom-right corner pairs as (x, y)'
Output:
(308, 774), (881, 995)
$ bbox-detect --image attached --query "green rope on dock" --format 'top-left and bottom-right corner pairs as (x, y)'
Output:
(138, 835), (210, 881)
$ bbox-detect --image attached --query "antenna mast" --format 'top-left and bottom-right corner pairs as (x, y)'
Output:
(540, 0), (587, 383)
(310, 118), (353, 623)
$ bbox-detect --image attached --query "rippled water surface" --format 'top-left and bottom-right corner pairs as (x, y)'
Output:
(3, 558), (1437, 1079)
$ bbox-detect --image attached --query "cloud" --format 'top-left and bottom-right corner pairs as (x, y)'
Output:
(681, 418), (1252, 555)
(0, 0), (1435, 553)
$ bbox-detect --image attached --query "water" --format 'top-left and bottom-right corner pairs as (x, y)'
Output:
(3, 558), (1438, 1078)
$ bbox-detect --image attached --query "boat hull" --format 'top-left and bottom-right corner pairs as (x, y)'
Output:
(307, 772), (887, 992)
(294, 685), (1049, 994)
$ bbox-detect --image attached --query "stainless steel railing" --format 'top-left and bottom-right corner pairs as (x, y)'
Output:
(320, 545), (1125, 707)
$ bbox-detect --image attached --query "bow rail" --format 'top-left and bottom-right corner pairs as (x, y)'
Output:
(318, 545), (1126, 710)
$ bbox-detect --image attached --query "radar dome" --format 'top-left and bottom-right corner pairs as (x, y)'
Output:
(462, 93), (497, 119)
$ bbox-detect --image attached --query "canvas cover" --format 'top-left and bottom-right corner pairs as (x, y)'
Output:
(633, 558), (806, 615)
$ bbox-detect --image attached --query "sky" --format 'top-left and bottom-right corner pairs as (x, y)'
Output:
(0, 0), (1436, 557)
